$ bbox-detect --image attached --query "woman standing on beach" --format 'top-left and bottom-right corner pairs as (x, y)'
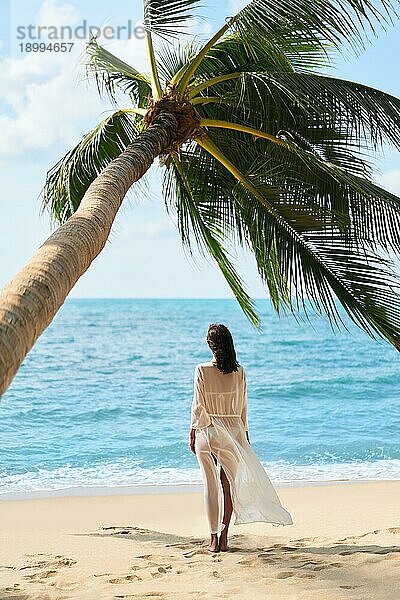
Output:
(189, 323), (292, 552)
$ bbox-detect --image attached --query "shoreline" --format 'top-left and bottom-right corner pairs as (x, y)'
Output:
(1, 476), (399, 501)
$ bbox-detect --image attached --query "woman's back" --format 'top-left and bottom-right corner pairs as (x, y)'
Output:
(197, 361), (245, 418)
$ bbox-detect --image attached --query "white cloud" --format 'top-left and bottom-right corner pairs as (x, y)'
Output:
(0, 0), (147, 159)
(35, 0), (80, 29)
(0, 69), (104, 156)
(0, 47), (105, 157)
(377, 169), (400, 196)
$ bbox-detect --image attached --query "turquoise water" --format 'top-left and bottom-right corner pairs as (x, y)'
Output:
(1, 298), (399, 496)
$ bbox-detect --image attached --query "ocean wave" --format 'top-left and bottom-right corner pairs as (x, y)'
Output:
(1, 459), (399, 497)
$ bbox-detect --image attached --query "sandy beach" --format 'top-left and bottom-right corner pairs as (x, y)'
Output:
(1, 480), (399, 599)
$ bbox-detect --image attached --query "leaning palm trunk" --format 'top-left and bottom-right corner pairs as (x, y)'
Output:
(0, 113), (177, 396)
(2, 0), (400, 396)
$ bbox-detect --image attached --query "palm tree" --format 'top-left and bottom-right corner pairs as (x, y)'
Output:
(1, 0), (400, 397)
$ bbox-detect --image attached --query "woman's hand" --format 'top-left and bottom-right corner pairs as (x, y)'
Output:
(189, 428), (196, 454)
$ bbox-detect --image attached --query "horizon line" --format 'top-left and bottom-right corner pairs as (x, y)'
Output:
(67, 296), (271, 301)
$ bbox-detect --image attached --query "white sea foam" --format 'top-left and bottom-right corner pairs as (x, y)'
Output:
(1, 459), (399, 498)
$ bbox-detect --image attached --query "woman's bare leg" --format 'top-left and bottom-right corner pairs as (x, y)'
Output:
(211, 453), (234, 550)
(195, 449), (220, 552)
(219, 466), (233, 551)
(204, 453), (220, 552)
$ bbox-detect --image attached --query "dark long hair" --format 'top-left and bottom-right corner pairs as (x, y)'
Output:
(207, 323), (240, 374)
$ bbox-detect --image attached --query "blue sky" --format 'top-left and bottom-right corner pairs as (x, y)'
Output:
(0, 0), (399, 299)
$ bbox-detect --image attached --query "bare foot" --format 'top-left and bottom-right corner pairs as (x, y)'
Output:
(219, 531), (229, 552)
(207, 535), (220, 553)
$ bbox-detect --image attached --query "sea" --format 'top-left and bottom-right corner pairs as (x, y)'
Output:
(1, 298), (399, 498)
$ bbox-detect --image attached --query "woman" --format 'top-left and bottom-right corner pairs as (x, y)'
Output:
(189, 323), (293, 552)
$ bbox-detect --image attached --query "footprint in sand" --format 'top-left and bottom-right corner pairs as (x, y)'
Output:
(21, 555), (76, 572)
(276, 571), (296, 579)
(102, 526), (139, 533)
(135, 555), (163, 565)
(19, 554), (78, 591)
(134, 556), (174, 569)
(109, 574), (142, 584)
(296, 560), (320, 568)
(276, 571), (315, 580)
(337, 526), (400, 542)
(183, 548), (214, 558)
(238, 557), (264, 567)
(1, 591), (31, 600)
(156, 566), (171, 573)
(125, 560), (175, 581)
(338, 530), (380, 542)
(244, 553), (293, 567)
(258, 557), (277, 564)
(24, 569), (58, 581)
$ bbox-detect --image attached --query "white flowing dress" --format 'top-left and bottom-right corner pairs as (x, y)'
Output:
(191, 360), (293, 534)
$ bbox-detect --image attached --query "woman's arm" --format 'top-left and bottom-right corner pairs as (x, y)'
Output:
(189, 428), (196, 454)
(241, 368), (251, 444)
(189, 365), (205, 453)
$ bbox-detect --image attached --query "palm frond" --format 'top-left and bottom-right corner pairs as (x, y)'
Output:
(85, 38), (151, 106)
(236, 181), (400, 347)
(197, 30), (331, 76)
(236, 72), (400, 152)
(174, 0), (398, 93)
(166, 141), (293, 314)
(233, 0), (396, 53)
(157, 39), (201, 85)
(174, 30), (324, 86)
(143, 0), (201, 39)
(195, 93), (375, 180)
(42, 110), (142, 224)
(197, 123), (400, 253)
(194, 132), (400, 350)
(189, 67), (400, 164)
(265, 138), (400, 253)
(163, 155), (260, 326)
